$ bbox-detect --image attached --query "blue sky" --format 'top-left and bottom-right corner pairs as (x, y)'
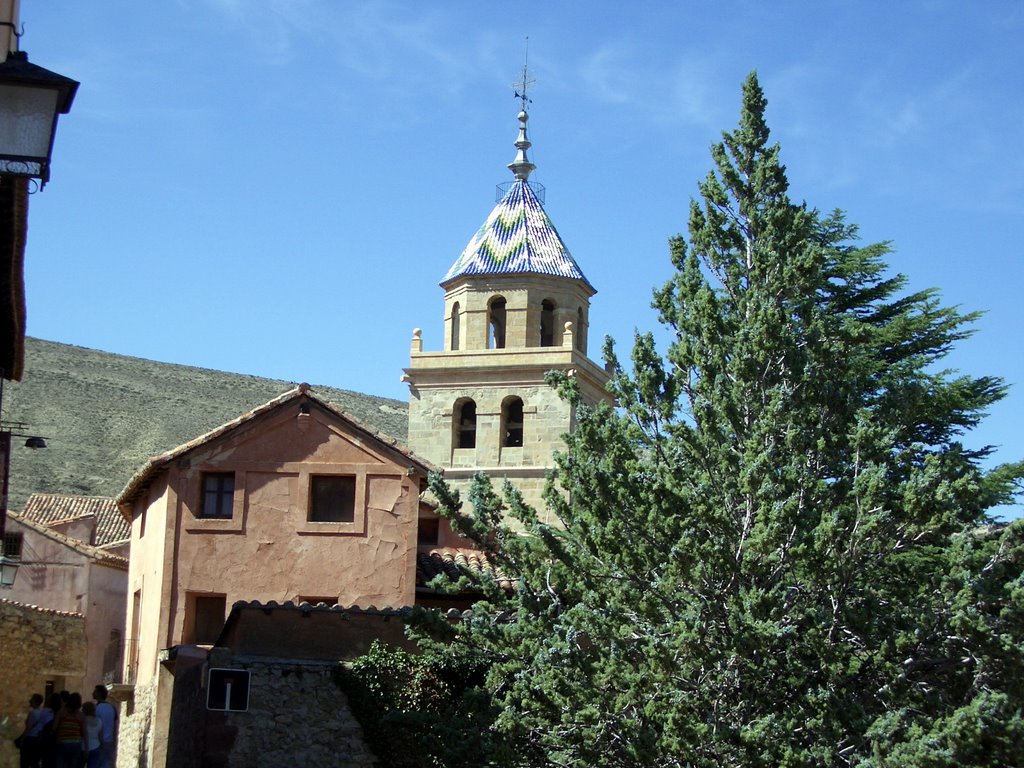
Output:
(17, 1), (1024, 517)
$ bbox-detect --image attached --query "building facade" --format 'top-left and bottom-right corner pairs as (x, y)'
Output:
(4, 504), (127, 692)
(115, 385), (433, 768)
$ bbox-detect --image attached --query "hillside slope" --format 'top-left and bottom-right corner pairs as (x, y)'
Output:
(3, 338), (409, 511)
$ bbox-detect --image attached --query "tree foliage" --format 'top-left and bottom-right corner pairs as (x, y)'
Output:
(414, 72), (1024, 767)
(333, 640), (497, 767)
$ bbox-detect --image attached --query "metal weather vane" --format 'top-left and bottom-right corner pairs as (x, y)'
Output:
(513, 37), (535, 111)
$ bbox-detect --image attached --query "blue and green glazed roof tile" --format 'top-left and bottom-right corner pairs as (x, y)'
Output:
(443, 179), (592, 288)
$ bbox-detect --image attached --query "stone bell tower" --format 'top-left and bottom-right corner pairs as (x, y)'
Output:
(404, 73), (610, 518)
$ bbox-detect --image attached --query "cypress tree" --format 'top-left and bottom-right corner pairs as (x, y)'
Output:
(419, 72), (1024, 767)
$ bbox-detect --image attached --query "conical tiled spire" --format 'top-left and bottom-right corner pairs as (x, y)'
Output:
(442, 98), (591, 288)
(442, 180), (590, 286)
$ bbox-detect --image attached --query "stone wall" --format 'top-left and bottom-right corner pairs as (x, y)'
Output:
(207, 652), (376, 768)
(119, 651), (378, 768)
(409, 373), (572, 467)
(166, 660), (206, 768)
(409, 376), (571, 520)
(0, 600), (85, 768)
(118, 679), (155, 768)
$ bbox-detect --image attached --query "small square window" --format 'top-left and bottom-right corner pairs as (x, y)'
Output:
(191, 594), (226, 645)
(309, 475), (356, 523)
(200, 473), (235, 519)
(418, 518), (439, 546)
(3, 532), (23, 559)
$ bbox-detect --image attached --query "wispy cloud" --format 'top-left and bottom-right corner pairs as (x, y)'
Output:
(578, 42), (731, 130)
(579, 41), (637, 104)
(200, 0), (489, 96)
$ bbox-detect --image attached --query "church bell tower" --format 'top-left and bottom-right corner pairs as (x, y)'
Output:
(404, 73), (610, 517)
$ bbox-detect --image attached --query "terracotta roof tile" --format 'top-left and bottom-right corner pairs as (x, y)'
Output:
(230, 599), (413, 616)
(416, 548), (515, 591)
(20, 493), (128, 546)
(0, 598), (84, 618)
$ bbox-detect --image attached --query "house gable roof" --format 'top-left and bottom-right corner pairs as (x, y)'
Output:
(117, 384), (434, 514)
(20, 493), (128, 547)
(7, 512), (129, 570)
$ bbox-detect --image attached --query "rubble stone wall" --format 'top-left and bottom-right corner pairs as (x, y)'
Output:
(216, 656), (376, 768)
(119, 652), (376, 768)
(118, 679), (155, 768)
(0, 600), (85, 768)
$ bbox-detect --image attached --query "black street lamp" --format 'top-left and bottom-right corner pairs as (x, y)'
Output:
(0, 48), (78, 187)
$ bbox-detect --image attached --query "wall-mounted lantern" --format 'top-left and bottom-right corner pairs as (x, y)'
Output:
(0, 49), (78, 187)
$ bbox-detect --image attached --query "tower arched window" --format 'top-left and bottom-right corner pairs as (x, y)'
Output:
(454, 399), (477, 449)
(576, 306), (585, 351)
(502, 396), (524, 448)
(489, 297), (507, 349)
(450, 301), (461, 351)
(540, 299), (556, 347)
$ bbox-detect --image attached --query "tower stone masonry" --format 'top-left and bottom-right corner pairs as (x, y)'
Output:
(404, 94), (611, 521)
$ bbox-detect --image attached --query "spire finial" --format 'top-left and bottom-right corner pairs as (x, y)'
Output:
(513, 37), (534, 112)
(508, 38), (536, 181)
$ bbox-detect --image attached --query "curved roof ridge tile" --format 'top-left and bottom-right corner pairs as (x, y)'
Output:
(0, 598), (84, 618)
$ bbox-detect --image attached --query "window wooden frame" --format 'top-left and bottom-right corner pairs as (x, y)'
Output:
(3, 531), (23, 559)
(308, 474), (357, 523)
(187, 592), (227, 645)
(200, 472), (235, 519)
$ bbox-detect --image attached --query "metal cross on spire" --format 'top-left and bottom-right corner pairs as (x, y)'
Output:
(512, 37), (534, 111)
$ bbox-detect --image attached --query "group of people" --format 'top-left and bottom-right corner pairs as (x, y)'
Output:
(16, 685), (117, 768)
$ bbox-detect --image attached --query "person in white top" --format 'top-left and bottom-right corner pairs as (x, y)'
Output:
(91, 685), (117, 768)
(19, 693), (50, 768)
(81, 702), (102, 768)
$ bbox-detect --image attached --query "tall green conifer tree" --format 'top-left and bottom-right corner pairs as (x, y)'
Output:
(418, 72), (1024, 767)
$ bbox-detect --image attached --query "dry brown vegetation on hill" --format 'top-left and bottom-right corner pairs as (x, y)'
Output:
(3, 338), (408, 511)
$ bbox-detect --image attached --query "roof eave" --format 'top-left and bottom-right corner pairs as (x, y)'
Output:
(439, 270), (596, 296)
(116, 386), (436, 514)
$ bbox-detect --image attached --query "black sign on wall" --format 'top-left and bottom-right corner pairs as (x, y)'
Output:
(207, 668), (251, 712)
